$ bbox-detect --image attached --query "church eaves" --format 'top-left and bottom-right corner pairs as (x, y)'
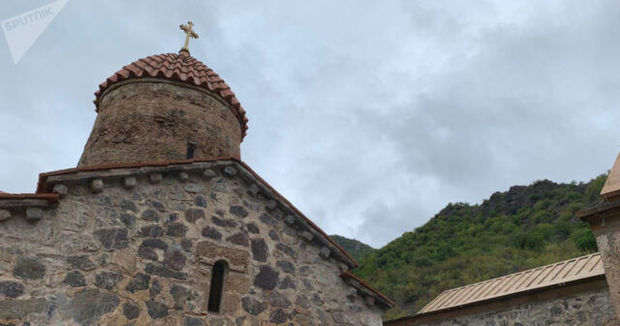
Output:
(35, 158), (360, 268)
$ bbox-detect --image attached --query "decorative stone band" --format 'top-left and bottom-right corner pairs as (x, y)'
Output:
(34, 157), (359, 269)
(340, 270), (396, 309)
(0, 193), (58, 222)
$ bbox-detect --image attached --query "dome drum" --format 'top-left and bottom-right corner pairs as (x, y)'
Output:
(78, 51), (247, 167)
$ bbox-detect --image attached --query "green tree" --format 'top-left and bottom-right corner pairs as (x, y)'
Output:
(351, 173), (608, 320)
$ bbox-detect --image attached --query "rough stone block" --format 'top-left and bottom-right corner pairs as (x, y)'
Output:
(251, 238), (269, 263)
(70, 288), (119, 325)
(202, 169), (217, 179)
(178, 171), (189, 181)
(63, 271), (86, 287)
(111, 249), (136, 275)
(242, 296), (267, 315)
(52, 184), (68, 197)
(145, 262), (186, 280)
(90, 178), (104, 193)
(67, 255), (97, 271)
(248, 184), (260, 197)
(284, 215), (296, 225)
(0, 281), (24, 298)
(122, 302), (140, 320)
(13, 256), (46, 280)
(265, 200), (278, 211)
(254, 265), (279, 290)
(229, 205), (249, 218)
(94, 228), (129, 250)
(149, 173), (163, 183)
(0, 209), (11, 221)
(185, 183), (205, 193)
(123, 176), (137, 189)
(300, 231), (314, 242)
(0, 297), (49, 320)
(319, 246), (331, 259)
(227, 274), (252, 294)
(26, 207), (43, 221)
(223, 166), (237, 176)
(346, 288), (358, 300)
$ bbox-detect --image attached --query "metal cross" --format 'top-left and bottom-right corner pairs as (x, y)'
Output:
(180, 21), (199, 52)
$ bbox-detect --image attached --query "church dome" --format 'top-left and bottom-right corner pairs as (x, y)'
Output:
(79, 49), (247, 167)
(94, 50), (248, 137)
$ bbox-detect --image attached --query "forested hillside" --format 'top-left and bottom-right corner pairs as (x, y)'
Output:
(352, 174), (606, 319)
(330, 235), (376, 261)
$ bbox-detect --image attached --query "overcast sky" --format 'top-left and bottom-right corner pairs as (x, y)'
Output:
(1, 1), (619, 247)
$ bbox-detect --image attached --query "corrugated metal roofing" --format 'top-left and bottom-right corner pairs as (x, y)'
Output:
(418, 253), (604, 314)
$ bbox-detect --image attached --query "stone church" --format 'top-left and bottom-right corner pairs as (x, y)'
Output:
(0, 22), (394, 325)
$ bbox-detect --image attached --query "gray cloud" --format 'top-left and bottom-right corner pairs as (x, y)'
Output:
(0, 0), (618, 247)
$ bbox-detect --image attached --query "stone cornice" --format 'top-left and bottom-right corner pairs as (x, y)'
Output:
(341, 271), (396, 309)
(577, 200), (620, 227)
(35, 158), (359, 270)
(0, 158), (398, 311)
(0, 193), (58, 222)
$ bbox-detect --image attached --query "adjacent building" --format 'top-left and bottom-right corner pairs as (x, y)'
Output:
(386, 153), (620, 326)
(385, 253), (615, 325)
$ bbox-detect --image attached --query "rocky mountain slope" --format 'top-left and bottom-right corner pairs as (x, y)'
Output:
(330, 235), (376, 261)
(338, 174), (606, 319)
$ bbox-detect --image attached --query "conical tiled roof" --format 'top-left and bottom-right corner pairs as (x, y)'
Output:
(94, 50), (248, 138)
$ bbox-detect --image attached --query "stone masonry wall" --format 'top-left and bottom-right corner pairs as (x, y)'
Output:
(592, 215), (620, 319)
(0, 163), (383, 325)
(78, 79), (242, 167)
(396, 286), (615, 326)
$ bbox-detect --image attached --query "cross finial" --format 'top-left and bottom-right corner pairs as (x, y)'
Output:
(179, 21), (199, 53)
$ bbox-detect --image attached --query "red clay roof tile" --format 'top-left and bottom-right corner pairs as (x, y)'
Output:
(94, 50), (248, 139)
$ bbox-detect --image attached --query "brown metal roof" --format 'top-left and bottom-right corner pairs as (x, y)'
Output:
(418, 253), (604, 314)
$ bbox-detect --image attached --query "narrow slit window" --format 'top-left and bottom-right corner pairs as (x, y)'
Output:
(186, 144), (195, 159)
(208, 260), (227, 313)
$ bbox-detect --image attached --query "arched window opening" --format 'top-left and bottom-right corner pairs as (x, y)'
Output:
(186, 144), (196, 159)
(208, 260), (227, 313)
